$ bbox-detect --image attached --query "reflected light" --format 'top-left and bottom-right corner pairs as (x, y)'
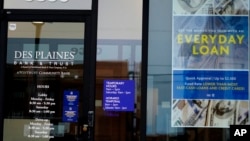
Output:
(74, 75), (79, 79)
(32, 21), (45, 25)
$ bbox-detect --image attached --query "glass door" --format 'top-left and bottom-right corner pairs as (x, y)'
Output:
(3, 21), (89, 141)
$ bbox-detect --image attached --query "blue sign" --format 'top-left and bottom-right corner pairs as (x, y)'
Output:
(63, 90), (79, 106)
(103, 80), (135, 111)
(62, 106), (78, 122)
(62, 90), (79, 122)
(173, 70), (248, 100)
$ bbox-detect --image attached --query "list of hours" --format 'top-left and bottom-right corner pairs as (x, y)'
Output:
(27, 84), (55, 139)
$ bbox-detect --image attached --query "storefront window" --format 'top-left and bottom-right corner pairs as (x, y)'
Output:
(93, 0), (142, 140)
(147, 0), (249, 140)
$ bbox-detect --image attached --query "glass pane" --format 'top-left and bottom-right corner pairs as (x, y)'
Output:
(147, 0), (249, 141)
(4, 22), (85, 141)
(96, 0), (142, 140)
(95, 40), (142, 141)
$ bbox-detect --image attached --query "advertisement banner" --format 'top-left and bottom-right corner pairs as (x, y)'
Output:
(172, 0), (249, 128)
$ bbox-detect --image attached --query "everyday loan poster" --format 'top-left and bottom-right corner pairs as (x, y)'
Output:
(172, 0), (249, 128)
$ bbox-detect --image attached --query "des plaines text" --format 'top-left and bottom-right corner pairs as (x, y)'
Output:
(14, 51), (75, 60)
(14, 51), (75, 66)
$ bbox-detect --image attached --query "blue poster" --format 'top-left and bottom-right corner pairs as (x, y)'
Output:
(63, 90), (79, 106)
(103, 80), (135, 111)
(62, 90), (79, 122)
(172, 1), (249, 128)
(173, 16), (248, 70)
(62, 106), (78, 122)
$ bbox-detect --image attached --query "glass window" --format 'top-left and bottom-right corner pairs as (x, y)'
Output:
(95, 0), (142, 140)
(147, 0), (249, 141)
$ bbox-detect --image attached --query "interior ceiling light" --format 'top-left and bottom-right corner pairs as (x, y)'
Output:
(60, 0), (69, 2)
(32, 21), (45, 25)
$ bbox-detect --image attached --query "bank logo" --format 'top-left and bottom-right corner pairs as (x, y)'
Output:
(230, 125), (250, 141)
(25, 0), (69, 2)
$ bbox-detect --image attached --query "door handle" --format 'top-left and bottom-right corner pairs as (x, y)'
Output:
(88, 111), (94, 127)
(82, 111), (93, 132)
(82, 124), (88, 132)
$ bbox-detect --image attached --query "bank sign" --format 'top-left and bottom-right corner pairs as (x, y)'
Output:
(62, 90), (79, 122)
(103, 80), (135, 112)
(4, 0), (92, 10)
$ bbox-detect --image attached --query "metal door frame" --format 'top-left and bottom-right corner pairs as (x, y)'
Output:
(0, 1), (98, 140)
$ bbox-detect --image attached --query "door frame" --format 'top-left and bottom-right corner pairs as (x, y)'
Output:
(0, 2), (98, 141)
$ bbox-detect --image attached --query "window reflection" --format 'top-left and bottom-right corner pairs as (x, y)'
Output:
(95, 39), (141, 141)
